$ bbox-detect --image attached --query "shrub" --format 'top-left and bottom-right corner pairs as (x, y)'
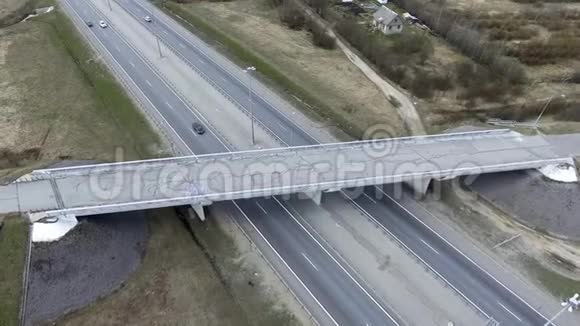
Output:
(309, 21), (336, 49)
(279, 2), (306, 30)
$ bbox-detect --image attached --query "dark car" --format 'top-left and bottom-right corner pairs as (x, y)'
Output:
(86, 21), (94, 27)
(192, 122), (205, 135)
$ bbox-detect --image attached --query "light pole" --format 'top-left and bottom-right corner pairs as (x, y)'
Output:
(244, 66), (256, 146)
(107, 0), (112, 11)
(534, 94), (566, 128)
(544, 293), (579, 326)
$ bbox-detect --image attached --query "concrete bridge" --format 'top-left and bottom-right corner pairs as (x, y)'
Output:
(1, 129), (578, 222)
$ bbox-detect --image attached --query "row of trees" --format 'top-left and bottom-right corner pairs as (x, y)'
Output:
(391, 0), (527, 85)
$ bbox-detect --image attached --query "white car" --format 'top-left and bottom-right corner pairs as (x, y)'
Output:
(144, 16), (152, 22)
(99, 20), (108, 28)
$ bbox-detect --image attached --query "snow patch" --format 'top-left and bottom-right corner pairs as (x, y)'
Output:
(32, 214), (78, 242)
(538, 160), (578, 183)
(22, 6), (54, 22)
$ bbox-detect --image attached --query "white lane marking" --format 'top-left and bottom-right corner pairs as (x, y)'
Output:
(376, 187), (552, 322)
(115, 45), (121, 52)
(198, 58), (205, 64)
(362, 192), (377, 204)
(498, 301), (522, 321)
(179, 42), (185, 48)
(162, 30), (169, 35)
(274, 197), (400, 324)
(232, 202), (339, 326)
(165, 101), (174, 111)
(301, 253), (319, 271)
(129, 61), (135, 67)
(59, 0), (194, 156)
(145, 79), (152, 87)
(103, 15), (232, 151)
(345, 192), (489, 319)
(131, 0), (320, 144)
(277, 122), (288, 132)
(420, 239), (440, 255)
(256, 202), (268, 215)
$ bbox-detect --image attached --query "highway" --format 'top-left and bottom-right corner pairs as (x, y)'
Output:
(110, 2), (565, 325)
(118, 0), (316, 147)
(61, 0), (399, 324)
(62, 0), (568, 325)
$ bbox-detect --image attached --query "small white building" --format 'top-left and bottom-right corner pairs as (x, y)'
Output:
(373, 5), (403, 35)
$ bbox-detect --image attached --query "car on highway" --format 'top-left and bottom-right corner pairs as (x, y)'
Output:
(192, 122), (205, 135)
(86, 21), (94, 27)
(99, 20), (108, 28)
(144, 16), (152, 22)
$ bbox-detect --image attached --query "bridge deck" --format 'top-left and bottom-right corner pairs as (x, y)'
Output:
(1, 130), (579, 220)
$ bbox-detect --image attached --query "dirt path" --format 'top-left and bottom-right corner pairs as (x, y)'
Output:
(296, 1), (426, 135)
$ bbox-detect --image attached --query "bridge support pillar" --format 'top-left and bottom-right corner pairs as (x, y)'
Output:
(190, 204), (206, 221)
(302, 191), (322, 205)
(404, 178), (431, 198)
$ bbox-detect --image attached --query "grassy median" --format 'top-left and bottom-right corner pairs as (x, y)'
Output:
(0, 216), (29, 326)
(525, 258), (580, 299)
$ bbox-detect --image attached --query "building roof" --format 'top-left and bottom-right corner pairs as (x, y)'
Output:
(373, 5), (399, 25)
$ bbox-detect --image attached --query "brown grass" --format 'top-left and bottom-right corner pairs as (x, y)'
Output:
(170, 0), (406, 137)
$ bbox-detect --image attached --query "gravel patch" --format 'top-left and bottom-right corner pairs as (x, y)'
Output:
(24, 211), (147, 325)
(471, 170), (580, 240)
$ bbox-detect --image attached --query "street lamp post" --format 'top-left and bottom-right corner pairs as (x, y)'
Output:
(534, 94), (566, 128)
(107, 0), (112, 11)
(244, 66), (257, 146)
(544, 293), (579, 326)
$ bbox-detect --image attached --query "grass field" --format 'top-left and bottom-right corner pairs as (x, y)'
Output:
(0, 215), (28, 326)
(0, 6), (162, 165)
(525, 258), (580, 299)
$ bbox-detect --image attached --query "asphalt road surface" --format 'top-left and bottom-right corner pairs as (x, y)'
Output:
(62, 0), (565, 325)
(61, 0), (399, 324)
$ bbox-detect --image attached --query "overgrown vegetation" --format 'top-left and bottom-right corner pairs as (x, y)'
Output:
(275, 0), (335, 49)
(391, 0), (527, 85)
(0, 215), (28, 326)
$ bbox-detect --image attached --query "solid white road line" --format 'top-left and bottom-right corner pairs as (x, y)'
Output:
(59, 0), (192, 155)
(231, 201), (339, 326)
(274, 197), (400, 325)
(345, 192), (489, 319)
(420, 238), (440, 255)
(498, 301), (522, 322)
(256, 201), (268, 215)
(302, 253), (319, 271)
(376, 186), (550, 322)
(362, 192), (377, 204)
(145, 79), (152, 87)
